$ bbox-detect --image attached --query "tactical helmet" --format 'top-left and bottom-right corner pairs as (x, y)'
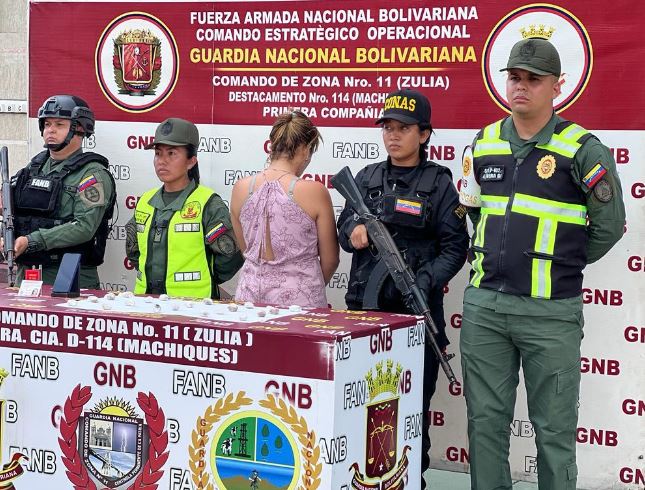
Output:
(37, 95), (95, 136)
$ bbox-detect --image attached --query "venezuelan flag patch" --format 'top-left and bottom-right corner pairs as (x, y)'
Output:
(582, 163), (607, 189)
(395, 198), (422, 216)
(77, 175), (98, 192)
(205, 223), (227, 243)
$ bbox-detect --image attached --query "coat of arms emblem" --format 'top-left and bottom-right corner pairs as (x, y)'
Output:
(113, 29), (162, 96)
(350, 360), (411, 490)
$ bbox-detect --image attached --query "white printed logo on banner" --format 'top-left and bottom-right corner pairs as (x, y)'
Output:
(95, 12), (179, 112)
(482, 4), (593, 113)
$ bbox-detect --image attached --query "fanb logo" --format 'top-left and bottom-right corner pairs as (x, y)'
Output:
(190, 392), (321, 490)
(350, 360), (411, 490)
(58, 385), (168, 490)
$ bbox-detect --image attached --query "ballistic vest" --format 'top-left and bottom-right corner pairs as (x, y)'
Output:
(13, 150), (115, 266)
(346, 159), (444, 305)
(134, 185), (216, 298)
(470, 118), (592, 299)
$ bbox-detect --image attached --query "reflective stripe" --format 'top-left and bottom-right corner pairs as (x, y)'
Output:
(480, 195), (509, 215)
(473, 121), (513, 157)
(512, 193), (586, 225)
(536, 123), (588, 158)
(470, 214), (488, 287)
(531, 219), (557, 298)
(560, 123), (587, 141)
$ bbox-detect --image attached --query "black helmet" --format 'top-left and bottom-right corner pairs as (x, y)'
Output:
(38, 95), (95, 151)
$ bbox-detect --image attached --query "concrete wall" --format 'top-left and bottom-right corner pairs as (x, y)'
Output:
(0, 0), (29, 174)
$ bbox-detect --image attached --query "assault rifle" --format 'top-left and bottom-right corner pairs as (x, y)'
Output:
(0, 146), (16, 286)
(331, 166), (457, 385)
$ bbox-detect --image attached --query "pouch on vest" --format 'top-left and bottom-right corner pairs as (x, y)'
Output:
(13, 168), (62, 214)
(380, 194), (429, 229)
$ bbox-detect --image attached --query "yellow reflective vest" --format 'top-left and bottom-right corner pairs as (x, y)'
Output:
(134, 185), (215, 298)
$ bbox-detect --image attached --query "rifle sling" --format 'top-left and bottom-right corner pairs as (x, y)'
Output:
(362, 258), (390, 310)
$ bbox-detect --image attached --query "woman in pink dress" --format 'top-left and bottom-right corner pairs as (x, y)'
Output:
(230, 111), (339, 308)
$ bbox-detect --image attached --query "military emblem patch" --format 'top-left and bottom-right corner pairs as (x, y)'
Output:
(214, 234), (238, 256)
(537, 155), (556, 179)
(180, 201), (201, 219)
(593, 178), (613, 202)
(79, 182), (105, 207)
(462, 153), (472, 177)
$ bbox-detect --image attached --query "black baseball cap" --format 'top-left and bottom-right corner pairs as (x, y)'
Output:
(501, 38), (561, 77)
(375, 89), (431, 126)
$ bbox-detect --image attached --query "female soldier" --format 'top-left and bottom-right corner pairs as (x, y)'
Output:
(125, 118), (243, 298)
(230, 110), (339, 307)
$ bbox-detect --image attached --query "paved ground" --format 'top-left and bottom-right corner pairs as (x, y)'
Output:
(427, 469), (539, 489)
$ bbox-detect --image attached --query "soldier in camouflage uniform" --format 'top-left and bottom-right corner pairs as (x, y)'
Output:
(12, 95), (116, 288)
(125, 118), (243, 298)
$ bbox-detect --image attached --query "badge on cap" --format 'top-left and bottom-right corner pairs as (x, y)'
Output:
(159, 120), (173, 135)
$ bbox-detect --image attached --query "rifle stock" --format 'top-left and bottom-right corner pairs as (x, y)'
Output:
(332, 166), (458, 385)
(1, 146), (16, 286)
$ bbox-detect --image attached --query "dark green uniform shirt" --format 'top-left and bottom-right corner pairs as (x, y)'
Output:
(19, 149), (115, 288)
(125, 179), (243, 294)
(466, 113), (625, 316)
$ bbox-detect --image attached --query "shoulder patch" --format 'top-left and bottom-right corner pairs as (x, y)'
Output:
(79, 182), (105, 207)
(78, 174), (98, 192)
(214, 234), (238, 256)
(205, 223), (228, 243)
(582, 163), (607, 189)
(454, 204), (467, 220)
(592, 178), (613, 203)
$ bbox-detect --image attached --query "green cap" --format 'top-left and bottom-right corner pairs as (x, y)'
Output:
(501, 38), (561, 76)
(145, 118), (199, 149)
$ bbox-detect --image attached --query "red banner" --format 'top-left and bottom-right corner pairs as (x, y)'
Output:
(29, 1), (643, 129)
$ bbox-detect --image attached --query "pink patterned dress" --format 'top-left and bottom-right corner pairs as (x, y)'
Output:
(235, 174), (328, 307)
